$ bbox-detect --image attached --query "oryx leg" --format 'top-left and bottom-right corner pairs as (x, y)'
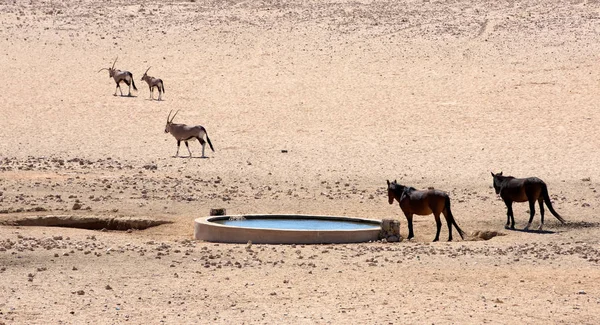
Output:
(157, 86), (162, 101)
(115, 83), (122, 96)
(184, 141), (192, 157)
(198, 138), (207, 158)
(174, 140), (181, 157)
(149, 86), (153, 99)
(126, 79), (132, 97)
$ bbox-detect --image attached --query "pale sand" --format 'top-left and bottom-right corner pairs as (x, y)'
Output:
(1, 0), (599, 324)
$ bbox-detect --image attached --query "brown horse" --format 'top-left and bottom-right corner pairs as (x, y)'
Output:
(491, 172), (566, 230)
(387, 180), (466, 242)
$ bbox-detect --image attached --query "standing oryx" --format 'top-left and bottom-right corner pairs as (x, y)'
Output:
(98, 57), (137, 97)
(140, 67), (165, 101)
(164, 110), (214, 158)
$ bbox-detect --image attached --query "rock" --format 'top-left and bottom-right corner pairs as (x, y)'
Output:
(143, 164), (157, 170)
(386, 235), (400, 243)
(72, 203), (82, 210)
(210, 208), (226, 216)
(379, 219), (400, 241)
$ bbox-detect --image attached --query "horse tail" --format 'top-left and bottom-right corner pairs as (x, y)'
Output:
(161, 81), (165, 94)
(205, 131), (214, 152)
(542, 183), (565, 224)
(445, 196), (465, 240)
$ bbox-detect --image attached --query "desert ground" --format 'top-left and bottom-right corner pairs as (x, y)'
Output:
(1, 0), (600, 323)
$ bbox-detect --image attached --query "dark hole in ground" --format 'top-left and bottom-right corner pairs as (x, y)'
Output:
(3, 215), (172, 231)
(470, 230), (505, 241)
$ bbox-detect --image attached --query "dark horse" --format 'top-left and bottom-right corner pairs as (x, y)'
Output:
(491, 172), (566, 230)
(387, 180), (466, 242)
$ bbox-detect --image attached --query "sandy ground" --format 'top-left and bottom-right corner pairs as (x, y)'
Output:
(1, 0), (600, 323)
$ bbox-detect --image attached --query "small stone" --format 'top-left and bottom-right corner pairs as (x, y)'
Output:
(386, 235), (400, 243)
(578, 290), (586, 295)
(105, 284), (112, 290)
(76, 290), (85, 295)
(72, 203), (82, 210)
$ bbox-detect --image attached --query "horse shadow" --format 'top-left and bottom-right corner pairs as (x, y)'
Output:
(506, 227), (556, 235)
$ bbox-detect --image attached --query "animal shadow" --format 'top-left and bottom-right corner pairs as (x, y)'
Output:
(507, 227), (556, 235)
(173, 156), (209, 159)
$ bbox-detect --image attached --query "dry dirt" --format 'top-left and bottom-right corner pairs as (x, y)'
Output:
(1, 0), (600, 324)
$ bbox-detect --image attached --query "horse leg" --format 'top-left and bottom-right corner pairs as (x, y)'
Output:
(404, 213), (414, 240)
(537, 197), (545, 231)
(433, 213), (442, 242)
(504, 200), (514, 229)
(525, 199), (536, 231)
(443, 211), (453, 242)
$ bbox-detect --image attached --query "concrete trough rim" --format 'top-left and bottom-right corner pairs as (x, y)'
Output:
(194, 214), (382, 244)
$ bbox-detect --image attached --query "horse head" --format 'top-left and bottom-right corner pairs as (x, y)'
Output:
(491, 171), (503, 194)
(386, 179), (402, 204)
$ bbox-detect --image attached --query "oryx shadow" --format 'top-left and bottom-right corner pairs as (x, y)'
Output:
(172, 156), (210, 159)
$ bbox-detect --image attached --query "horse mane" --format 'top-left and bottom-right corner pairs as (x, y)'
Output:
(497, 175), (515, 181)
(403, 186), (416, 195)
(389, 182), (417, 199)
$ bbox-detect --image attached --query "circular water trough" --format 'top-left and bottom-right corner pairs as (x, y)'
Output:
(194, 214), (382, 244)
